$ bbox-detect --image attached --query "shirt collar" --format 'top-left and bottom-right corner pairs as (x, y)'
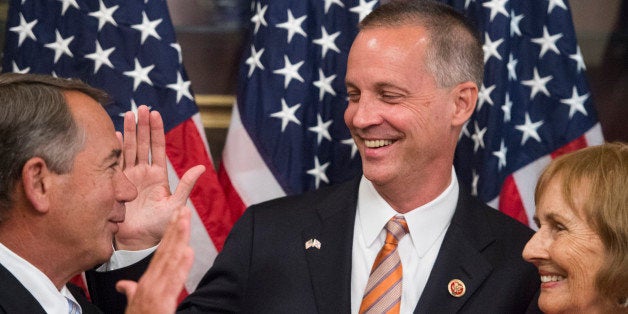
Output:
(0, 242), (74, 313)
(357, 167), (459, 257)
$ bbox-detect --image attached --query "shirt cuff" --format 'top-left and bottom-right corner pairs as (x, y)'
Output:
(96, 245), (158, 272)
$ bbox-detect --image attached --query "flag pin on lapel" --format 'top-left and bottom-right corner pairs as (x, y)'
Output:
(305, 239), (321, 250)
(448, 279), (466, 297)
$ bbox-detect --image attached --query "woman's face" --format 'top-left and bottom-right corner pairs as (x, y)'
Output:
(522, 178), (607, 313)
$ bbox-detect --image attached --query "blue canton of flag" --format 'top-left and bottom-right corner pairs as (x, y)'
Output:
(2, 0), (197, 132)
(445, 0), (603, 225)
(230, 0), (372, 196)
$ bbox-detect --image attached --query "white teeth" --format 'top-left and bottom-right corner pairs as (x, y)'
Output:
(540, 275), (565, 283)
(364, 139), (393, 148)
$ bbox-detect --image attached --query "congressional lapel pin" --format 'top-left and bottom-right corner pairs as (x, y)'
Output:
(304, 238), (321, 250)
(448, 279), (466, 297)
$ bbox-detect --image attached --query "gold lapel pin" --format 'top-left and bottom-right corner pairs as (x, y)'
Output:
(448, 279), (466, 297)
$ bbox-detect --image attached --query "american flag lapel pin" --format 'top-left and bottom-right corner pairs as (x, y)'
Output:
(305, 238), (321, 250)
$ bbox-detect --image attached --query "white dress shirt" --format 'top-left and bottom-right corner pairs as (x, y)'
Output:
(351, 168), (459, 314)
(0, 242), (80, 314)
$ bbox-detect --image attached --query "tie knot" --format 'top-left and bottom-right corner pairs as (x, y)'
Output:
(384, 216), (409, 244)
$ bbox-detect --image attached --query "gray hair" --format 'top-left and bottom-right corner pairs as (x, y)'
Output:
(0, 73), (110, 218)
(360, 0), (484, 88)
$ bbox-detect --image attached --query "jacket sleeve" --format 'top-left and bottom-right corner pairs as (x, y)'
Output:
(85, 254), (152, 314)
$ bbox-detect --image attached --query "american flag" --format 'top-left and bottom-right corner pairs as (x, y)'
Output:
(1, 0), (232, 295)
(219, 0), (603, 228)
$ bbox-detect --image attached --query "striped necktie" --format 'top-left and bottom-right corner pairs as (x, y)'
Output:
(66, 297), (81, 314)
(359, 216), (409, 314)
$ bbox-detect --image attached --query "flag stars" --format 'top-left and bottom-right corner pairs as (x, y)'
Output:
(307, 156), (330, 189)
(12, 61), (30, 73)
(482, 0), (509, 22)
(270, 99), (302, 132)
(471, 170), (479, 197)
(58, 0), (79, 15)
(547, 0), (567, 14)
(477, 83), (496, 111)
(323, 0), (345, 14)
(341, 138), (359, 159)
(483, 33), (504, 63)
(531, 26), (563, 58)
(507, 54), (518, 81)
(313, 27), (341, 58)
(350, 0), (377, 22)
(9, 13), (38, 47)
(132, 11), (163, 44)
(171, 43), (182, 64)
(84, 41), (115, 74)
(124, 58), (155, 91)
(313, 69), (337, 101)
(560, 86), (589, 118)
(251, 2), (268, 34)
(465, 0), (476, 9)
(276, 9), (307, 43)
(515, 113), (544, 145)
(502, 93), (513, 122)
(522, 68), (553, 99)
(273, 55), (305, 88)
(44, 30), (74, 63)
(245, 45), (265, 77)
(308, 114), (333, 145)
(569, 46), (586, 72)
(167, 72), (194, 103)
(88, 0), (119, 31)
(471, 121), (487, 153)
(510, 11), (524, 37)
(492, 140), (508, 171)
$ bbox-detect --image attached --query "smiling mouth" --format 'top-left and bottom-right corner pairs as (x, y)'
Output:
(540, 275), (565, 283)
(364, 139), (393, 148)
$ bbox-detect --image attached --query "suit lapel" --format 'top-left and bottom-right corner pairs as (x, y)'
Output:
(414, 191), (496, 313)
(303, 178), (360, 313)
(0, 263), (47, 314)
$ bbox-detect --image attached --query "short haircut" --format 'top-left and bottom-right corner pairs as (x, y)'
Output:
(0, 73), (110, 219)
(535, 142), (628, 307)
(360, 0), (484, 89)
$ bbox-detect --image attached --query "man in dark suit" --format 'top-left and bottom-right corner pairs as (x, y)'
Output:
(0, 73), (202, 313)
(91, 1), (541, 312)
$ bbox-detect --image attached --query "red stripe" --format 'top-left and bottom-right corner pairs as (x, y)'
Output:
(165, 118), (232, 251)
(551, 135), (588, 159)
(498, 175), (529, 226)
(69, 274), (90, 301)
(218, 163), (247, 225)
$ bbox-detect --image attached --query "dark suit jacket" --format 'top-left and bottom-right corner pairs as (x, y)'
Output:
(0, 263), (101, 314)
(89, 177), (541, 313)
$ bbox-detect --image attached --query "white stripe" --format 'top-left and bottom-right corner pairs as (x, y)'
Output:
(191, 113), (213, 164)
(512, 155), (553, 230)
(222, 102), (286, 206)
(167, 157), (217, 292)
(585, 123), (604, 145)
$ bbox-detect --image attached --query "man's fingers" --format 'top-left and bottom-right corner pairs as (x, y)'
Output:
(171, 165), (206, 204)
(136, 105), (151, 165)
(115, 280), (138, 299)
(149, 110), (168, 172)
(123, 111), (137, 168)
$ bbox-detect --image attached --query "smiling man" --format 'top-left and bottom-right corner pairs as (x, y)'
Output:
(91, 1), (541, 313)
(0, 73), (203, 313)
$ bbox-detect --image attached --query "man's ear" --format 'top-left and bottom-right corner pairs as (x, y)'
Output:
(451, 81), (478, 127)
(21, 157), (53, 214)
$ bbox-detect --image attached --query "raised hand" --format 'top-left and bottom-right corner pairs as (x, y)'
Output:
(115, 105), (205, 250)
(117, 205), (195, 313)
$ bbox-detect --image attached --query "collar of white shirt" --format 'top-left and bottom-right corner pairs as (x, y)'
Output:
(0, 242), (80, 313)
(357, 167), (459, 258)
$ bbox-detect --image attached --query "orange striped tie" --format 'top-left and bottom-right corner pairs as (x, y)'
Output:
(359, 216), (409, 314)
